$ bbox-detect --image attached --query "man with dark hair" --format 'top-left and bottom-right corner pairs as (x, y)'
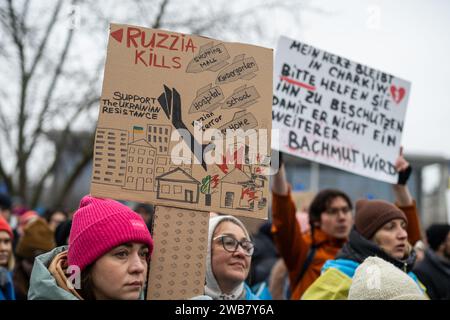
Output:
(270, 150), (422, 299)
(414, 224), (450, 299)
(308, 189), (353, 241)
(271, 165), (353, 299)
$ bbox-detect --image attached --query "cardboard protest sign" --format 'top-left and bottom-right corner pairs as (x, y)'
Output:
(273, 36), (411, 183)
(147, 206), (209, 299)
(90, 24), (273, 219)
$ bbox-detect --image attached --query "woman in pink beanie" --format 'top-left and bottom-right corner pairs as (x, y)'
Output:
(27, 195), (153, 300)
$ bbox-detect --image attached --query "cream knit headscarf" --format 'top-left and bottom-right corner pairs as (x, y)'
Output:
(205, 215), (251, 300)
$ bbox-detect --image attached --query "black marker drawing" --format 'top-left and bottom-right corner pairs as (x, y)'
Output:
(216, 54), (258, 85)
(123, 139), (156, 191)
(92, 128), (128, 186)
(221, 85), (260, 110)
(186, 42), (230, 73)
(155, 168), (201, 204)
(219, 110), (258, 134)
(188, 84), (224, 114)
(219, 167), (267, 211)
(158, 85), (214, 170)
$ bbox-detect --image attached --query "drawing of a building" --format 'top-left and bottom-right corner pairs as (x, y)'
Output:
(92, 128), (128, 186)
(220, 168), (266, 211)
(123, 139), (156, 191)
(156, 168), (200, 204)
(147, 124), (172, 155)
(220, 168), (251, 209)
(151, 154), (192, 189)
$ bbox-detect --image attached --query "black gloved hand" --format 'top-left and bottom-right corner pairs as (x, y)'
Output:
(397, 165), (412, 185)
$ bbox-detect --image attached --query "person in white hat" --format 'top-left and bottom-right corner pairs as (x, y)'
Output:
(348, 256), (427, 300)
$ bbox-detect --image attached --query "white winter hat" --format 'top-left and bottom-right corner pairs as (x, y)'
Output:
(348, 256), (427, 300)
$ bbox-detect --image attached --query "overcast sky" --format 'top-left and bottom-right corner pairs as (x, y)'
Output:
(275, 0), (450, 158)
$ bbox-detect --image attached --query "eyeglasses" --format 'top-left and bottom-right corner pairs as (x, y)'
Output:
(213, 235), (254, 256)
(326, 206), (351, 215)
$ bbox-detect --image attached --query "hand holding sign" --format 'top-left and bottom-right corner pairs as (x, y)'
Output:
(395, 146), (412, 186)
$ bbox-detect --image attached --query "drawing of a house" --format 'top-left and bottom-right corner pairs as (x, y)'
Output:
(156, 168), (200, 204)
(123, 139), (156, 191)
(220, 168), (267, 211)
(220, 168), (251, 210)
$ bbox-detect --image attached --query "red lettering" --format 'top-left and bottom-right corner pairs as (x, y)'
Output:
(185, 38), (197, 52)
(127, 27), (141, 48)
(153, 54), (170, 69)
(134, 50), (147, 66)
(172, 57), (181, 69)
(169, 35), (179, 50)
(156, 33), (169, 49)
(141, 32), (156, 48)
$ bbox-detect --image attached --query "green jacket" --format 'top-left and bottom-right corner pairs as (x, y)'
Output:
(28, 246), (212, 300)
(28, 246), (79, 300)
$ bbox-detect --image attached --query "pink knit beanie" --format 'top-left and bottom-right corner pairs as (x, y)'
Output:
(68, 195), (153, 271)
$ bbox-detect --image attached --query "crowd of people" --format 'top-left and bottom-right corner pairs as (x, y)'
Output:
(0, 152), (449, 301)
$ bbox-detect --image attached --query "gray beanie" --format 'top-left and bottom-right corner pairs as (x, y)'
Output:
(348, 256), (427, 300)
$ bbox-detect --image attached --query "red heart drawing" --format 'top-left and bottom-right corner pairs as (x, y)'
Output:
(390, 85), (406, 104)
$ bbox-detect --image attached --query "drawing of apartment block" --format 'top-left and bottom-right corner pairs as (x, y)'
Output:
(92, 128), (128, 186)
(123, 139), (157, 191)
(147, 124), (172, 155)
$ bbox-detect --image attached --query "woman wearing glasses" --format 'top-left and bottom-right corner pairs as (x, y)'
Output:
(205, 215), (259, 300)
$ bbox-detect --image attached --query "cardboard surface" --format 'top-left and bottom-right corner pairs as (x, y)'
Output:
(91, 24), (273, 219)
(147, 206), (209, 300)
(273, 36), (411, 183)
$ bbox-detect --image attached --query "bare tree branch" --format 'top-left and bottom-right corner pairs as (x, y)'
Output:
(19, 0), (30, 34)
(152, 0), (170, 29)
(25, 18), (76, 161)
(51, 136), (94, 207)
(30, 93), (99, 206)
(0, 105), (13, 150)
(7, 0), (29, 200)
(27, 0), (63, 79)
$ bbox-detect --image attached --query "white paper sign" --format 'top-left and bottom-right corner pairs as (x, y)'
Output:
(273, 36), (411, 183)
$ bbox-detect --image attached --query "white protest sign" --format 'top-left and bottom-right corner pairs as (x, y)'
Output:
(273, 36), (411, 183)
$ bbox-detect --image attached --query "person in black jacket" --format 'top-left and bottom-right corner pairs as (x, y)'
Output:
(414, 224), (450, 299)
